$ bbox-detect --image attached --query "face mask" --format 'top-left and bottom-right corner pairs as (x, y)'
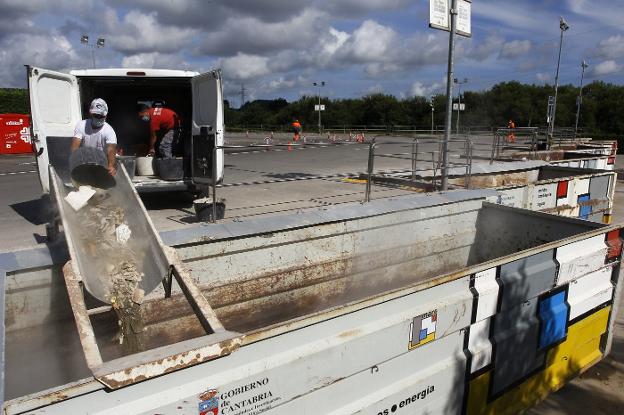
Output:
(91, 117), (105, 128)
(141, 115), (150, 122)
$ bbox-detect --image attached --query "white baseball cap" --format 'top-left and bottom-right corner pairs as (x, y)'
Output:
(89, 98), (108, 116)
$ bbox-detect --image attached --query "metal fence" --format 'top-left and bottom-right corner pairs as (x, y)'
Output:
(363, 137), (474, 202)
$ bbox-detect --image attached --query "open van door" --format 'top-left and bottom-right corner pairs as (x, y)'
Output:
(27, 66), (81, 193)
(190, 69), (224, 186)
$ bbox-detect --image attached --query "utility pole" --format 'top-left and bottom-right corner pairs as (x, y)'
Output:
(574, 60), (589, 138)
(548, 16), (570, 140)
(441, 0), (458, 191)
(313, 81), (325, 134)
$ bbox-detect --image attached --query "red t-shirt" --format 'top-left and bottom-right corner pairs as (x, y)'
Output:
(149, 107), (179, 133)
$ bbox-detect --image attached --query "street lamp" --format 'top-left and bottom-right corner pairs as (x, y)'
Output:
(453, 78), (468, 134)
(313, 81), (325, 134)
(430, 95), (435, 135)
(81, 34), (106, 69)
(548, 16), (570, 139)
(574, 60), (589, 138)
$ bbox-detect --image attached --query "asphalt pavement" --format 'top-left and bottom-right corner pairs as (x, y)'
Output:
(0, 135), (491, 248)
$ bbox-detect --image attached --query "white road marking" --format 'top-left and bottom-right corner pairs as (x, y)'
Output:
(0, 170), (37, 177)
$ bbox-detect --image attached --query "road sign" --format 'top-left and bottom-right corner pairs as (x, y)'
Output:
(429, 0), (472, 38)
(453, 103), (466, 111)
(314, 105), (326, 111)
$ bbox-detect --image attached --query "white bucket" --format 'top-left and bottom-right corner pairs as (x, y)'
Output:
(136, 156), (155, 176)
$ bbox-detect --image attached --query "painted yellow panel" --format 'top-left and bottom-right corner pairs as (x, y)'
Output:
(466, 306), (611, 415)
(409, 332), (436, 349)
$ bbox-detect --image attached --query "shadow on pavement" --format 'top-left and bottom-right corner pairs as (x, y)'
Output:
(10, 196), (51, 225)
(140, 191), (194, 210)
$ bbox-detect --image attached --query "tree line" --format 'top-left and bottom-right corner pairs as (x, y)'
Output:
(3, 81), (623, 136)
(225, 81), (623, 137)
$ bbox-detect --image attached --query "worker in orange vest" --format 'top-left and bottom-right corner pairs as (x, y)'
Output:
(292, 119), (302, 142)
(507, 119), (516, 143)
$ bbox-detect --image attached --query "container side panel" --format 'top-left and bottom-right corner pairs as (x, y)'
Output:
(466, 305), (610, 415)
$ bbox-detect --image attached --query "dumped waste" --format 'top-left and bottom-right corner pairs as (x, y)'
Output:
(71, 186), (146, 353)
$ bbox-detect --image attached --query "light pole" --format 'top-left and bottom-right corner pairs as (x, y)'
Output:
(454, 78), (468, 134)
(574, 60), (589, 138)
(430, 95), (435, 135)
(548, 16), (570, 139)
(313, 81), (325, 134)
(81, 35), (105, 68)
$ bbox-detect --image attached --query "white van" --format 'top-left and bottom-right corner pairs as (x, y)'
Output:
(27, 66), (224, 194)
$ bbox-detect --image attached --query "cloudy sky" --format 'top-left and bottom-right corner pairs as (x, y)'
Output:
(1, 0), (623, 105)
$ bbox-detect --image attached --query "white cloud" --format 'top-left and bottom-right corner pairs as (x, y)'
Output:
(591, 60), (622, 76)
(468, 34), (505, 61)
(267, 76), (297, 90)
(346, 20), (398, 62)
(105, 10), (198, 54)
(536, 72), (551, 82)
(197, 9), (325, 56)
(0, 32), (82, 86)
(218, 53), (271, 80)
(318, 0), (411, 17)
(500, 40), (532, 59)
(410, 81), (442, 97)
(595, 35), (624, 59)
(121, 52), (193, 70)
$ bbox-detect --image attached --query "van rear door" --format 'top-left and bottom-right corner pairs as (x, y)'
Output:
(28, 66), (81, 193)
(190, 69), (224, 185)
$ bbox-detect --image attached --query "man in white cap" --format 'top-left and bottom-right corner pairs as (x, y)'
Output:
(70, 98), (118, 176)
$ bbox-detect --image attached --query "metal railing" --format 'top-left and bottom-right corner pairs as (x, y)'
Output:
(363, 137), (474, 202)
(490, 127), (540, 163)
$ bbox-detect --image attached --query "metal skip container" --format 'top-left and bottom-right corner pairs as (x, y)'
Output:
(3, 188), (623, 415)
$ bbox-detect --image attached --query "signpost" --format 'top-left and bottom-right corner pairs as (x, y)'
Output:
(429, 0), (472, 190)
(430, 0), (472, 38)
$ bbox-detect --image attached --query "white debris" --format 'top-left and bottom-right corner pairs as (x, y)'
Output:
(115, 223), (132, 244)
(65, 186), (96, 211)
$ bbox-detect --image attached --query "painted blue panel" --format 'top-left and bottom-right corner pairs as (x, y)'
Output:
(578, 194), (592, 219)
(538, 290), (569, 349)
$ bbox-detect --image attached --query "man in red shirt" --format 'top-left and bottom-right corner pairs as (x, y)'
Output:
(137, 104), (181, 158)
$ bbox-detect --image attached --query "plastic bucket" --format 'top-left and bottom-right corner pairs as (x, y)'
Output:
(193, 198), (226, 222)
(136, 156), (156, 176)
(155, 157), (184, 181)
(69, 146), (116, 189)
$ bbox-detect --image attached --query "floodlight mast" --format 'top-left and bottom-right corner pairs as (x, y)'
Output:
(80, 34), (105, 68)
(548, 16), (570, 141)
(574, 60), (589, 138)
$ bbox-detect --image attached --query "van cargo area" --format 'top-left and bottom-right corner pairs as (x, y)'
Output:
(27, 67), (224, 195)
(77, 76), (192, 156)
(3, 188), (621, 415)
